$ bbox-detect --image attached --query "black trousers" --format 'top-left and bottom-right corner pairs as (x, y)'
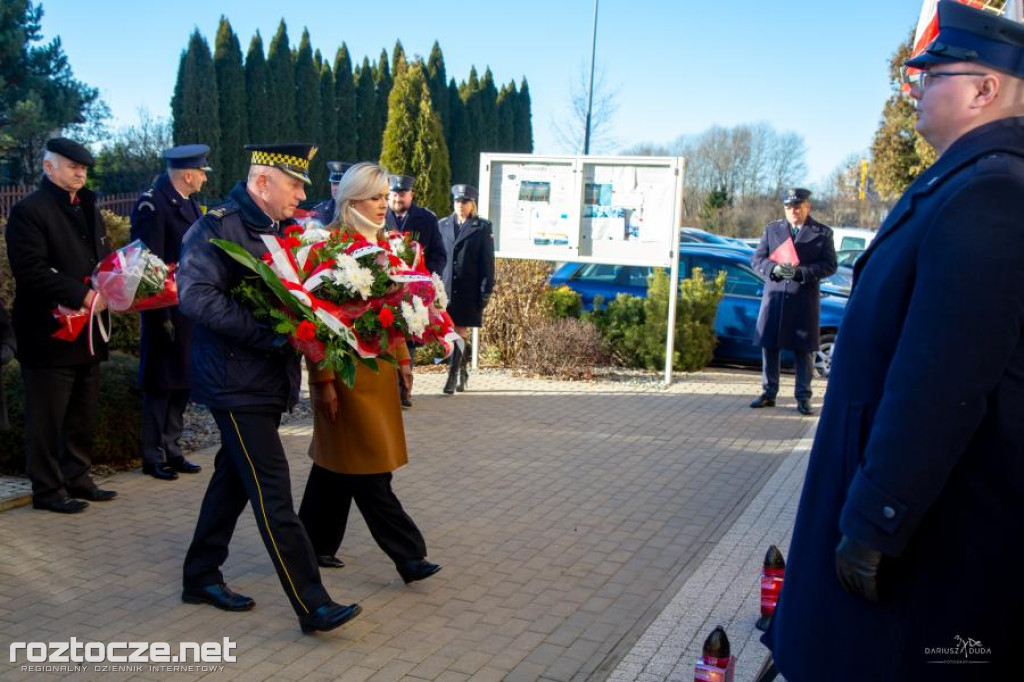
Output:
(183, 409), (330, 617)
(141, 388), (189, 466)
(20, 363), (100, 503)
(299, 464), (427, 565)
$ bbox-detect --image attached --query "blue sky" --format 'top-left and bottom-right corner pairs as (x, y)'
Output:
(41, 0), (922, 185)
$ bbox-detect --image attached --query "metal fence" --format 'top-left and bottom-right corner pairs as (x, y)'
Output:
(1, 185), (137, 221)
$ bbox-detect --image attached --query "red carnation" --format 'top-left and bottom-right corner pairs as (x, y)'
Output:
(378, 307), (395, 328)
(295, 320), (317, 342)
(388, 254), (404, 267)
(284, 224), (304, 237)
(285, 236), (302, 249)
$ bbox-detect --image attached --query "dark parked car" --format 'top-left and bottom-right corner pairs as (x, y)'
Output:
(549, 244), (847, 376)
(680, 227), (753, 251)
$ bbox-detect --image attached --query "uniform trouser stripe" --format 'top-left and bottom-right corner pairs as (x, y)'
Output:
(228, 411), (309, 614)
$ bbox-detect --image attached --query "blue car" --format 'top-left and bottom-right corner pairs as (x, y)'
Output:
(549, 244), (847, 376)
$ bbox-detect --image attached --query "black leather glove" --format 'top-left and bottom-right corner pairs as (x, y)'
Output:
(161, 319), (175, 344)
(792, 266), (808, 283)
(835, 535), (883, 603)
(0, 343), (14, 366)
(771, 264), (796, 280)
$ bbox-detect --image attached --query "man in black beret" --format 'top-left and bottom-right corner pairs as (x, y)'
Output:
(385, 173), (445, 408)
(763, 3), (1024, 678)
(4, 137), (117, 513)
(130, 144), (211, 481)
(177, 142), (361, 633)
(749, 187), (836, 416)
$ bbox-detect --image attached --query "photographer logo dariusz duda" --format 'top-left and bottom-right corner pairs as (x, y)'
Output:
(924, 634), (992, 665)
(10, 637), (236, 672)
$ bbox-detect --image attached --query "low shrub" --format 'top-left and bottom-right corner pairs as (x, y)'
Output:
(587, 267), (726, 372)
(545, 285), (582, 319)
(517, 317), (607, 380)
(480, 259), (554, 366)
(0, 353), (143, 474)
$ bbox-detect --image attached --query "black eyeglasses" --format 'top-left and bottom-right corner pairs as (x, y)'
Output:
(900, 67), (989, 90)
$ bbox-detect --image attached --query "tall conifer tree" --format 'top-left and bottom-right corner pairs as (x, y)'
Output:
(379, 62), (422, 176)
(392, 40), (407, 77)
(316, 56), (336, 198)
(213, 17), (247, 194)
(171, 30), (220, 161)
(515, 78), (534, 152)
(496, 81), (516, 152)
(372, 50), (392, 160)
(426, 42), (449, 139)
(293, 29), (319, 143)
(478, 68), (499, 152)
(245, 32), (271, 145)
(447, 78), (471, 185)
(267, 20), (295, 138)
(411, 81), (451, 217)
(355, 57), (378, 161)
(334, 44), (358, 160)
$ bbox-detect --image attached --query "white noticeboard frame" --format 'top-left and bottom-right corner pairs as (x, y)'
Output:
(478, 154), (686, 385)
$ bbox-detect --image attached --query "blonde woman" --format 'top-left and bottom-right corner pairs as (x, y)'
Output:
(298, 162), (440, 585)
(437, 184), (495, 394)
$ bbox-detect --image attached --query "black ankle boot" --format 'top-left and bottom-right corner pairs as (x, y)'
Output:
(443, 347), (461, 394)
(457, 343), (470, 392)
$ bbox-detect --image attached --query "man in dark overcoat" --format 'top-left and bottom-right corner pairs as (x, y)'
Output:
(385, 173), (445, 407)
(763, 3), (1024, 679)
(5, 138), (117, 513)
(750, 188), (836, 415)
(130, 144), (210, 481)
(438, 184), (495, 394)
(177, 143), (361, 634)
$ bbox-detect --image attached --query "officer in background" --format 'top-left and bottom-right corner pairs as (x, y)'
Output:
(309, 160), (352, 225)
(763, 3), (1024, 678)
(438, 184), (495, 394)
(749, 188), (836, 416)
(385, 174), (445, 275)
(177, 143), (361, 634)
(5, 138), (116, 513)
(130, 144), (209, 481)
(386, 174), (445, 408)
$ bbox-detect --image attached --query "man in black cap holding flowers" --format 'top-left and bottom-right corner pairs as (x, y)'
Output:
(177, 143), (362, 634)
(5, 137), (117, 513)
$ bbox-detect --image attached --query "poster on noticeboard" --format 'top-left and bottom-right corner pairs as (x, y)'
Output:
(478, 153), (685, 268)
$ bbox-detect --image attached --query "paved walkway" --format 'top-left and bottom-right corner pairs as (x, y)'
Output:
(0, 369), (813, 681)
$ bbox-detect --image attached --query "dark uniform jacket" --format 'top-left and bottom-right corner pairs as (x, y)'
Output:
(5, 176), (111, 367)
(130, 173), (198, 390)
(438, 214), (495, 327)
(387, 203), (446, 276)
(177, 182), (300, 413)
(309, 198), (336, 226)
(751, 216), (836, 352)
(765, 117), (1024, 679)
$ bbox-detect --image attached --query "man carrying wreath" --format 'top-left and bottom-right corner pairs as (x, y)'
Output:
(176, 142), (362, 634)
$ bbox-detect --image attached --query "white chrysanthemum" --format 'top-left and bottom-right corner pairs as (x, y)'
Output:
(301, 226), (332, 244)
(388, 236), (405, 255)
(401, 296), (430, 336)
(331, 253), (375, 298)
(430, 272), (449, 309)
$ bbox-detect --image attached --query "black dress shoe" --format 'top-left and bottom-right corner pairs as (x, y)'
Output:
(401, 397), (412, 409)
(750, 393), (776, 409)
(299, 602), (361, 634)
(797, 400), (814, 416)
(316, 555), (345, 568)
(32, 497), (89, 514)
(182, 583), (255, 612)
(397, 559), (442, 585)
(68, 488), (117, 502)
(142, 463), (179, 481)
(168, 458), (202, 474)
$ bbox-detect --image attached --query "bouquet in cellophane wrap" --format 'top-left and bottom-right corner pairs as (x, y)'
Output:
(92, 239), (178, 312)
(51, 240), (178, 352)
(213, 223), (461, 387)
